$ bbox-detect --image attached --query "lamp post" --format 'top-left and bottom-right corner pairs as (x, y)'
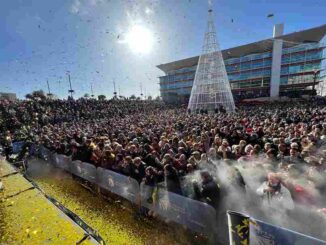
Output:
(113, 79), (117, 98)
(46, 80), (53, 98)
(67, 71), (74, 99)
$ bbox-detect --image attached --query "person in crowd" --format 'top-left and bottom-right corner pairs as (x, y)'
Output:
(164, 164), (183, 195)
(256, 172), (294, 209)
(193, 171), (221, 209)
(130, 157), (146, 184)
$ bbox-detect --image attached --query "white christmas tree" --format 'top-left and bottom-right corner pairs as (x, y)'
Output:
(188, 1), (235, 113)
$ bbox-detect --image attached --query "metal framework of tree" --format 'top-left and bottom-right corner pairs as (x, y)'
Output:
(188, 1), (235, 113)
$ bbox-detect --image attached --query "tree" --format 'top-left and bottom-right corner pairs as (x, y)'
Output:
(147, 95), (152, 100)
(130, 94), (136, 100)
(84, 93), (90, 98)
(155, 96), (162, 101)
(98, 94), (106, 101)
(25, 90), (46, 100)
(25, 94), (33, 100)
(32, 90), (46, 100)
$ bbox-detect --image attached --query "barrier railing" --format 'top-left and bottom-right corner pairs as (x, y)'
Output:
(37, 149), (217, 237)
(71, 160), (97, 183)
(97, 167), (140, 204)
(54, 153), (72, 172)
(140, 183), (217, 236)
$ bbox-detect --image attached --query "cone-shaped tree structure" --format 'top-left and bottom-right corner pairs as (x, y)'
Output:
(188, 2), (235, 113)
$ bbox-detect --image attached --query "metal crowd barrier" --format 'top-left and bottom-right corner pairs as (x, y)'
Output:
(71, 160), (97, 183)
(38, 147), (217, 236)
(97, 167), (140, 203)
(140, 183), (217, 236)
(54, 153), (72, 172)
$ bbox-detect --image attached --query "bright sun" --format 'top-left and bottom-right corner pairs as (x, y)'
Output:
(125, 25), (154, 55)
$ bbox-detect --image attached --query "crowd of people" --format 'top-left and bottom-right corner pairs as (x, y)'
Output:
(1, 96), (326, 237)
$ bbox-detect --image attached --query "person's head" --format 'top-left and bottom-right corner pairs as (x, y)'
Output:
(244, 144), (253, 155)
(222, 140), (229, 148)
(179, 154), (186, 162)
(278, 143), (287, 153)
(186, 164), (194, 173)
(267, 172), (280, 187)
(214, 136), (222, 146)
(264, 143), (271, 151)
(192, 151), (201, 160)
(178, 147), (185, 154)
(232, 144), (240, 152)
(301, 137), (309, 148)
(266, 149), (276, 159)
(290, 142), (299, 151)
(200, 171), (212, 183)
(145, 166), (155, 176)
(200, 153), (208, 162)
(163, 153), (172, 165)
(239, 140), (246, 148)
(133, 157), (142, 166)
(124, 156), (132, 164)
(290, 148), (298, 157)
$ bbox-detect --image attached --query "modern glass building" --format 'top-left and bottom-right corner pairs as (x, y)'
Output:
(157, 24), (326, 103)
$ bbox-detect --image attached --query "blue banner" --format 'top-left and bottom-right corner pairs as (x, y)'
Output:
(227, 211), (326, 245)
(251, 218), (326, 245)
(12, 141), (25, 154)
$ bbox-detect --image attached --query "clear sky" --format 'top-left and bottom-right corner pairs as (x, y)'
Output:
(0, 0), (325, 99)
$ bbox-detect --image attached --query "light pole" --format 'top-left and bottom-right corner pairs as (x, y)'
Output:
(67, 71), (74, 99)
(91, 83), (94, 98)
(140, 83), (143, 99)
(113, 79), (117, 98)
(46, 80), (53, 98)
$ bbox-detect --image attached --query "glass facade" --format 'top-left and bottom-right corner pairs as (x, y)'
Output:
(160, 41), (325, 102)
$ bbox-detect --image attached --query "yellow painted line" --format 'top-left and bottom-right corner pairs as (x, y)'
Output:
(0, 161), (17, 177)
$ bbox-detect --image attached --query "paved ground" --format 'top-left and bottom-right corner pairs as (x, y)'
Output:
(26, 158), (203, 245)
(0, 160), (98, 245)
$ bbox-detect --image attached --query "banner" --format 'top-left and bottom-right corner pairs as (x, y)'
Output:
(141, 184), (217, 236)
(70, 160), (97, 183)
(97, 167), (140, 204)
(250, 218), (326, 245)
(227, 211), (250, 245)
(12, 141), (25, 154)
(227, 211), (326, 245)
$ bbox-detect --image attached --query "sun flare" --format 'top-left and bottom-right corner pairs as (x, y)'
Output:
(125, 25), (154, 55)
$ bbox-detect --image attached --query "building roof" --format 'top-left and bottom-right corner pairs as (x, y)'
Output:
(157, 24), (326, 73)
